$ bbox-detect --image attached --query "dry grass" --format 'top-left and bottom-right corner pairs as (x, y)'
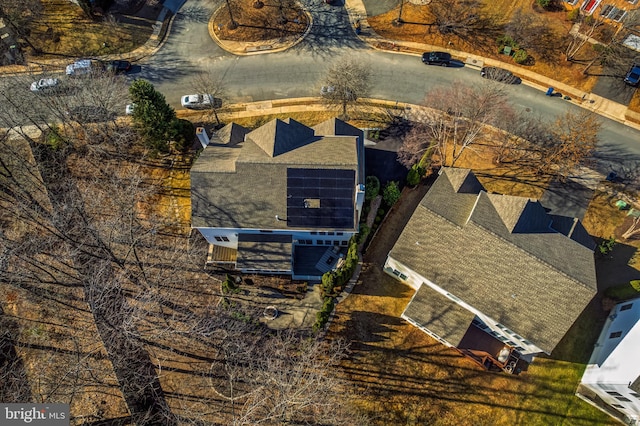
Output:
(27, 0), (151, 59)
(331, 255), (616, 425)
(213, 0), (309, 42)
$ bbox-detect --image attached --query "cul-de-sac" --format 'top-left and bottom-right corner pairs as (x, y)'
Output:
(2, 0), (640, 424)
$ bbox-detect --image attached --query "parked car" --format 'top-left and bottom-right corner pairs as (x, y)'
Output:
(320, 85), (335, 96)
(480, 67), (518, 84)
(30, 78), (59, 93)
(65, 59), (103, 76)
(421, 51), (452, 66)
(66, 106), (113, 123)
(106, 60), (132, 74)
(181, 94), (220, 109)
(624, 63), (640, 86)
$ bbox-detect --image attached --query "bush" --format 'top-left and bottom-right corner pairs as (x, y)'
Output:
(45, 125), (66, 150)
(383, 181), (401, 207)
(605, 281), (640, 300)
(320, 271), (336, 296)
(496, 35), (519, 50)
(406, 164), (425, 186)
(365, 176), (380, 201)
(222, 274), (241, 294)
(356, 224), (370, 244)
(536, 0), (552, 8)
(513, 49), (528, 64)
(567, 8), (580, 22)
(313, 297), (335, 332)
(363, 204), (370, 217)
(598, 236), (616, 256)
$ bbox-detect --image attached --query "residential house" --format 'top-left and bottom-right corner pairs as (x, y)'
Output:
(577, 298), (640, 425)
(190, 117), (365, 280)
(565, 0), (638, 25)
(384, 168), (597, 372)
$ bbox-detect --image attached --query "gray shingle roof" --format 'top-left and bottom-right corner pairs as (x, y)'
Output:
(390, 167), (597, 354)
(216, 122), (249, 146)
(403, 285), (476, 346)
(237, 233), (292, 271)
(246, 118), (316, 157)
(191, 118), (362, 231)
(312, 118), (365, 184)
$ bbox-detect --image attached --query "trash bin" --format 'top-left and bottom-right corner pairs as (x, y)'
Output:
(546, 87), (554, 96)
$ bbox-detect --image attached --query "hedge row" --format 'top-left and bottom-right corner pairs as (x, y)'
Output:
(313, 238), (360, 332)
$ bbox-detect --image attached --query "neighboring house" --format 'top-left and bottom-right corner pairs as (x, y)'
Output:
(190, 117), (365, 280)
(384, 168), (597, 372)
(565, 0), (638, 23)
(577, 298), (640, 425)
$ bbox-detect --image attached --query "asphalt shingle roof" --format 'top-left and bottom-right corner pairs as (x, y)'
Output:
(237, 233), (292, 271)
(191, 118), (362, 231)
(390, 168), (598, 354)
(403, 285), (476, 346)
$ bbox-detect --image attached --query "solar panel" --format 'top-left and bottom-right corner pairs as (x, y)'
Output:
(287, 168), (355, 228)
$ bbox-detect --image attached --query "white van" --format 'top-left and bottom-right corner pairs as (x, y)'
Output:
(65, 59), (98, 76)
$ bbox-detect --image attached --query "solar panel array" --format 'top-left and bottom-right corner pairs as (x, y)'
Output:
(287, 168), (355, 228)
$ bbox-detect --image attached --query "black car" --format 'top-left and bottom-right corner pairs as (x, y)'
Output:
(480, 66), (518, 84)
(106, 60), (132, 74)
(421, 51), (452, 66)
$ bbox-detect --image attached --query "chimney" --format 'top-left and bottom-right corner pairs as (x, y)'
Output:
(196, 127), (210, 148)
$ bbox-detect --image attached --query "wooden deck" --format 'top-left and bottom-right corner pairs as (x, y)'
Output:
(457, 325), (529, 374)
(206, 244), (237, 264)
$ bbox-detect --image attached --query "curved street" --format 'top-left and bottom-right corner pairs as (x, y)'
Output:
(133, 0), (640, 180)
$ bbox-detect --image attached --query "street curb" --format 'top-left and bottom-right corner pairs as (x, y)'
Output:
(207, 1), (312, 56)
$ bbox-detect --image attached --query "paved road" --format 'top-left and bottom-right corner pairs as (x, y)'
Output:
(135, 0), (640, 181)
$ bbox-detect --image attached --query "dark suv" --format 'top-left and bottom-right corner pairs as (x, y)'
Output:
(422, 51), (452, 66)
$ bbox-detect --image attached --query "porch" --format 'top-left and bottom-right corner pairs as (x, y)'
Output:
(457, 325), (530, 374)
(293, 245), (346, 281)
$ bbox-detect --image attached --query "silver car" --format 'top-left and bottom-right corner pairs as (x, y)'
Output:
(30, 78), (59, 92)
(181, 94), (217, 109)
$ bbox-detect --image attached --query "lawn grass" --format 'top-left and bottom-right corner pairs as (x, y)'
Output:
(331, 269), (616, 425)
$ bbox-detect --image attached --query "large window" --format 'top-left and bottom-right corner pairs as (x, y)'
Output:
(600, 4), (626, 21)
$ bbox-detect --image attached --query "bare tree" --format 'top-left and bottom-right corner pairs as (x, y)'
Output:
(536, 110), (601, 179)
(192, 70), (228, 126)
(320, 56), (371, 121)
(582, 10), (640, 75)
(402, 81), (513, 168)
(506, 8), (558, 61)
(565, 12), (603, 62)
(426, 0), (498, 42)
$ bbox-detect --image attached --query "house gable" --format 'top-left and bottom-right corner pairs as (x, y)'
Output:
(245, 118), (317, 157)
